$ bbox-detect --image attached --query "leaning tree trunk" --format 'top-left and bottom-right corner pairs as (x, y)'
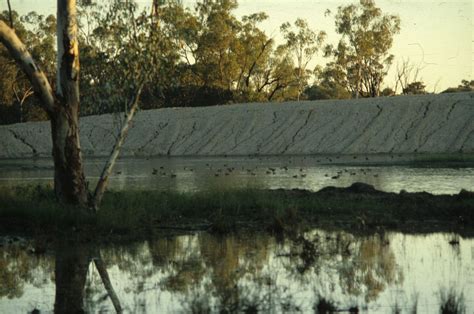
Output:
(0, 0), (88, 206)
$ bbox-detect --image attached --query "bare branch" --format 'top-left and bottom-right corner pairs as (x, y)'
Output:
(6, 0), (13, 28)
(91, 83), (144, 210)
(0, 20), (55, 115)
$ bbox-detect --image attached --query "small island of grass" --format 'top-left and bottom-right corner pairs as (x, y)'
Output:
(1, 183), (473, 242)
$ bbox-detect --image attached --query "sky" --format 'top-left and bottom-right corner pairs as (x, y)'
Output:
(2, 0), (473, 92)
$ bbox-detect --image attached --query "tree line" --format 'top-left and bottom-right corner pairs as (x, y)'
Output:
(0, 0), (472, 125)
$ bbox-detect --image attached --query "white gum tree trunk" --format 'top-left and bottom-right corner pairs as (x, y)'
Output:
(0, 0), (88, 206)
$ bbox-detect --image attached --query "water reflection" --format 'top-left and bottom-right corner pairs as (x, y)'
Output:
(0, 230), (473, 313)
(54, 241), (90, 313)
(1, 155), (473, 194)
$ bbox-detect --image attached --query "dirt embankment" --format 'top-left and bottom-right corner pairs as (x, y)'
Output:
(0, 92), (473, 158)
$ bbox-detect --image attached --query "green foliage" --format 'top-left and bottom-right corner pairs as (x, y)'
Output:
(0, 10), (55, 123)
(305, 62), (351, 100)
(381, 87), (395, 96)
(402, 81), (426, 95)
(329, 0), (401, 98)
(441, 80), (474, 94)
(1, 184), (473, 238)
(78, 0), (177, 115)
(0, 0), (407, 125)
(280, 18), (326, 100)
(304, 84), (350, 100)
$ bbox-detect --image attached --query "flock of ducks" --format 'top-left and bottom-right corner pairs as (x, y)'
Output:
(146, 156), (383, 180)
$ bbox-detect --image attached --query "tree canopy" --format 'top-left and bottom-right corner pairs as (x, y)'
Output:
(328, 0), (401, 98)
(3, 0), (466, 126)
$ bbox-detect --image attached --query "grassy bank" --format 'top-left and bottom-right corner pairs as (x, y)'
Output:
(0, 183), (473, 240)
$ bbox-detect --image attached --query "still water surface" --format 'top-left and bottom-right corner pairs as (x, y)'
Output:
(0, 155), (473, 194)
(0, 230), (472, 313)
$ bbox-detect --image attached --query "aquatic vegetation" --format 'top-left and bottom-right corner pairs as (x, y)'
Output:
(439, 288), (466, 314)
(314, 297), (337, 313)
(0, 183), (473, 240)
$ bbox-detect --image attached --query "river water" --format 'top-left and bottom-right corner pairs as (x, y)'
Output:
(0, 155), (473, 194)
(0, 230), (473, 313)
(1, 155), (473, 313)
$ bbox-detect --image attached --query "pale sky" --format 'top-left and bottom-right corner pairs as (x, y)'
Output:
(3, 0), (473, 92)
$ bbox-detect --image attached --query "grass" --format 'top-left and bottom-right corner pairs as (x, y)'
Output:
(0, 183), (473, 240)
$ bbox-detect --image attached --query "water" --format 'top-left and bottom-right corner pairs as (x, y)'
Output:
(0, 230), (472, 313)
(0, 155), (472, 194)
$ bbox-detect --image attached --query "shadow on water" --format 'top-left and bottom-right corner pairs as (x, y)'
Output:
(0, 229), (472, 313)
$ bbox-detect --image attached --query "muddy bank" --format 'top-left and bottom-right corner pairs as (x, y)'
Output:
(0, 92), (473, 158)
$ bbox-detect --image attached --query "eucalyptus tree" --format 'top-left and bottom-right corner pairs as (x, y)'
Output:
(280, 18), (326, 101)
(192, 0), (241, 91)
(233, 12), (273, 101)
(0, 0), (163, 209)
(0, 1), (90, 204)
(78, 0), (178, 114)
(305, 62), (351, 100)
(331, 0), (400, 98)
(263, 45), (299, 101)
(0, 10), (55, 123)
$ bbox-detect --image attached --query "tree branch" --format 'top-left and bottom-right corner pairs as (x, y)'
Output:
(91, 83), (144, 210)
(6, 0), (13, 28)
(0, 20), (55, 115)
(93, 257), (123, 313)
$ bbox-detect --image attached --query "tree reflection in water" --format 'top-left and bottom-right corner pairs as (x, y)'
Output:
(0, 231), (471, 313)
(0, 238), (53, 300)
(281, 230), (402, 306)
(54, 240), (122, 313)
(54, 241), (90, 313)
